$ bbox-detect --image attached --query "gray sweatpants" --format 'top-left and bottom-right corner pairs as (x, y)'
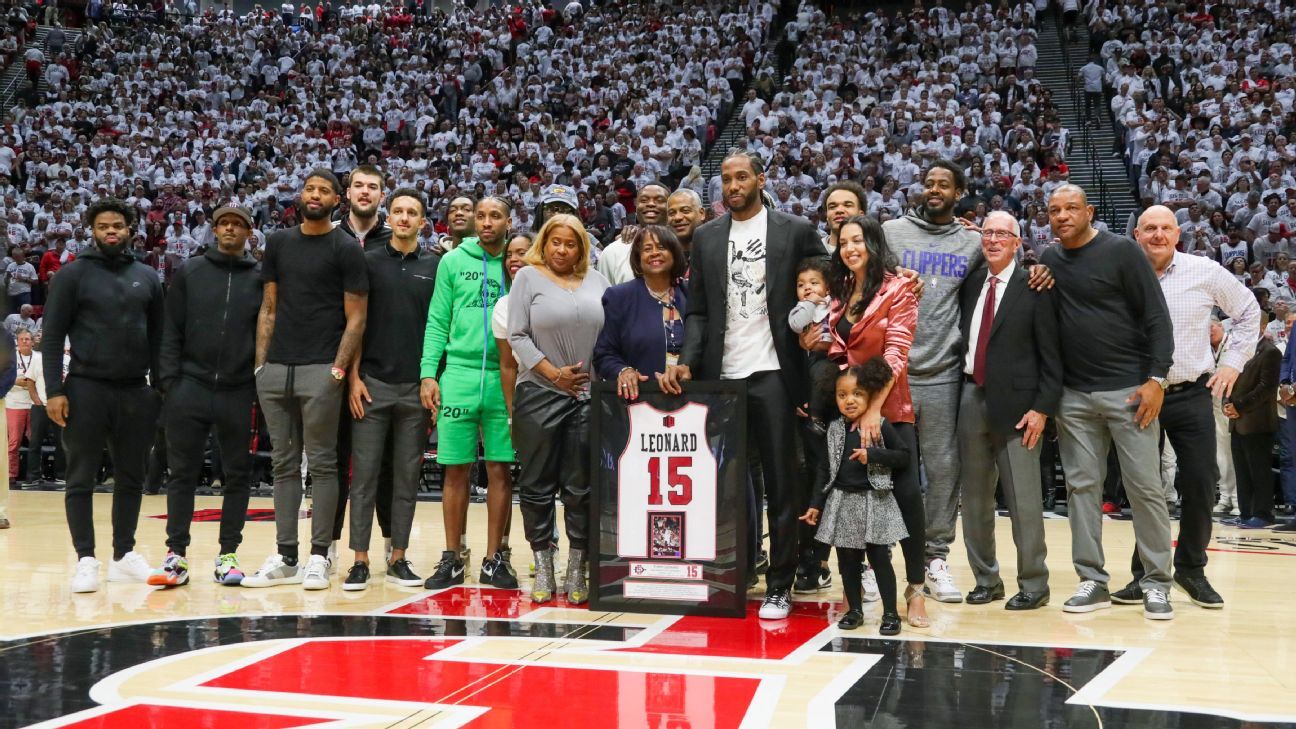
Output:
(912, 378), (962, 562)
(1055, 387), (1173, 592)
(256, 362), (345, 558)
(349, 376), (427, 552)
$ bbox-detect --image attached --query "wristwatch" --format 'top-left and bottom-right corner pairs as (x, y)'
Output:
(1151, 376), (1168, 390)
(330, 367), (346, 381)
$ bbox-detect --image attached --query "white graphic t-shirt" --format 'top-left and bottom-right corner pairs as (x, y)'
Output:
(721, 206), (780, 379)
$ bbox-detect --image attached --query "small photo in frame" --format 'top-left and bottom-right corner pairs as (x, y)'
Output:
(649, 513), (685, 559)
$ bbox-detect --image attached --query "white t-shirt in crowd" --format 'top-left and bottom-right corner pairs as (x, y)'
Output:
(721, 206), (779, 379)
(595, 237), (634, 286)
(6, 349), (41, 409)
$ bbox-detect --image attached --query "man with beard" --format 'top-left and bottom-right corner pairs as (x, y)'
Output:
(881, 160), (1053, 605)
(433, 196), (475, 255)
(245, 170), (369, 591)
(342, 189), (438, 592)
(336, 165), (391, 251)
(421, 196), (517, 590)
(148, 206), (263, 588)
(660, 152), (826, 620)
(666, 189), (707, 264)
(330, 164), (393, 567)
(43, 198), (165, 593)
(598, 183), (669, 285)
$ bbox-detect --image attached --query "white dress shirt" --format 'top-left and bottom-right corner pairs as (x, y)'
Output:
(963, 259), (1016, 375)
(1158, 251), (1261, 384)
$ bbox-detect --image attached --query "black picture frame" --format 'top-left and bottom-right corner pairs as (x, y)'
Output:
(589, 380), (749, 618)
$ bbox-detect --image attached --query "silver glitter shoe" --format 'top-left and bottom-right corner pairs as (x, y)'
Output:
(565, 548), (588, 605)
(531, 548), (555, 603)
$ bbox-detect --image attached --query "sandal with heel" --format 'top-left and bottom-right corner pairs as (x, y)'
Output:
(905, 585), (931, 629)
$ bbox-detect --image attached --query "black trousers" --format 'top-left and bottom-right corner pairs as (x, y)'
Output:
(163, 379), (255, 556)
(743, 371), (803, 592)
(26, 404), (64, 481)
(331, 404), (394, 542)
(1232, 431), (1276, 522)
(797, 420), (830, 567)
(1131, 383), (1217, 581)
(62, 378), (162, 560)
(890, 421), (927, 586)
(837, 543), (897, 614)
(514, 383), (590, 552)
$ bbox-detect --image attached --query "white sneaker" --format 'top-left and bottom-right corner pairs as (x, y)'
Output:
(71, 557), (101, 593)
(327, 541), (338, 575)
(302, 555), (331, 590)
(924, 558), (963, 603)
(757, 589), (792, 619)
(861, 565), (881, 603)
(108, 551), (153, 583)
(242, 553), (304, 588)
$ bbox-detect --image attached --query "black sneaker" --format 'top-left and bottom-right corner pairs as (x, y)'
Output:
(486, 551), (519, 589)
(1110, 582), (1143, 604)
(342, 561), (370, 592)
(385, 559), (423, 587)
(424, 550), (466, 590)
(793, 566), (832, 594)
(1173, 573), (1223, 608)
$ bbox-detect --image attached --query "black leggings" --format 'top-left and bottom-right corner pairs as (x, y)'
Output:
(838, 544), (897, 615)
(890, 422), (926, 586)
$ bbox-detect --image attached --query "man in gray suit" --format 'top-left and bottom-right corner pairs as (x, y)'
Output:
(956, 212), (1061, 610)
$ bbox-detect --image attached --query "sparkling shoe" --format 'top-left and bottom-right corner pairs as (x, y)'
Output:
(532, 548), (556, 603)
(565, 548), (588, 605)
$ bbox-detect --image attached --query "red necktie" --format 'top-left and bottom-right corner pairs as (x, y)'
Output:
(973, 277), (997, 386)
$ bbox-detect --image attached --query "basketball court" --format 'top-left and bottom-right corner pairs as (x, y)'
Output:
(2, 490), (1293, 728)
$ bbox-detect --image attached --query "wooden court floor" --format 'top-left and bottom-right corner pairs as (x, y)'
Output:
(1, 490), (1294, 728)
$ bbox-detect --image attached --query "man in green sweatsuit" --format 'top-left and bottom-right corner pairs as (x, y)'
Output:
(419, 197), (517, 589)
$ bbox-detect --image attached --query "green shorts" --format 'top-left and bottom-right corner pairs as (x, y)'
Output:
(436, 365), (514, 465)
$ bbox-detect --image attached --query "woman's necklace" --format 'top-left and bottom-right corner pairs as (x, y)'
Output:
(646, 281), (674, 308)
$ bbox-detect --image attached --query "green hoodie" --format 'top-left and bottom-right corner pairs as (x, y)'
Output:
(420, 236), (508, 379)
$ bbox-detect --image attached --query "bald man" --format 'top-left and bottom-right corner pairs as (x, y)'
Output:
(1042, 185), (1178, 620)
(666, 189), (707, 259)
(1113, 205), (1260, 610)
(955, 212), (1061, 610)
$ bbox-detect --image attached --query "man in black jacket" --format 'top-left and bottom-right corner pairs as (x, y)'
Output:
(660, 151), (827, 620)
(148, 206), (262, 588)
(42, 197), (165, 594)
(956, 212), (1061, 611)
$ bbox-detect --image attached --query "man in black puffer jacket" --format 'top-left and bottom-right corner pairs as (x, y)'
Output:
(42, 197), (165, 594)
(151, 206), (263, 588)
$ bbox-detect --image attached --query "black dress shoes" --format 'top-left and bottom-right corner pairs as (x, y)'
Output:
(837, 609), (864, 630)
(1110, 582), (1143, 604)
(879, 612), (901, 636)
(1173, 573), (1224, 608)
(1005, 591), (1050, 610)
(966, 582), (1005, 605)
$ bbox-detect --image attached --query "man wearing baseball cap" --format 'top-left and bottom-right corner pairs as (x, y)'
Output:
(148, 206), (263, 587)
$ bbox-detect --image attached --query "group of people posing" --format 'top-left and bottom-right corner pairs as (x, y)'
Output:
(41, 152), (1256, 636)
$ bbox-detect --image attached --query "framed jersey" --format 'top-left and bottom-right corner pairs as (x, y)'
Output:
(590, 381), (749, 618)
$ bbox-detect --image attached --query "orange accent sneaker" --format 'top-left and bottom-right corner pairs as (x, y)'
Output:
(147, 553), (190, 587)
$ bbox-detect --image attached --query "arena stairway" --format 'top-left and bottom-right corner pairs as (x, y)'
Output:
(0, 24), (82, 112)
(1035, 11), (1137, 231)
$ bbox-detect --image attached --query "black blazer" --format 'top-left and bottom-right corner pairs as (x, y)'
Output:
(1227, 336), (1280, 435)
(680, 207), (827, 405)
(958, 262), (1063, 435)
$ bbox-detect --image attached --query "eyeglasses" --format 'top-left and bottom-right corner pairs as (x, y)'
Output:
(982, 230), (1019, 241)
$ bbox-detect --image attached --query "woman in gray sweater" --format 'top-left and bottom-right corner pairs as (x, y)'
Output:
(508, 213), (610, 605)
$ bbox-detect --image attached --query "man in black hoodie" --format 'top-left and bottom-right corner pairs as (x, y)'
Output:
(148, 206), (262, 589)
(42, 197), (165, 594)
